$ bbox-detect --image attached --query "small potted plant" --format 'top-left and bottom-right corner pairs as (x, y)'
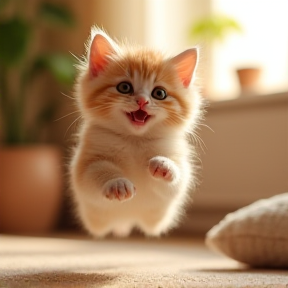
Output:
(0, 0), (76, 234)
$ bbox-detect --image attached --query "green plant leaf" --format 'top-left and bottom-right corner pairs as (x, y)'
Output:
(38, 2), (75, 27)
(190, 14), (242, 44)
(0, 17), (31, 66)
(32, 53), (76, 85)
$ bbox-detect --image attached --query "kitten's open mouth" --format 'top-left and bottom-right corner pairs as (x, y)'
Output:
(126, 109), (150, 125)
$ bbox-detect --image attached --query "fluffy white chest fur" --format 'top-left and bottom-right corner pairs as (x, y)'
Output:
(70, 27), (202, 237)
(71, 123), (195, 236)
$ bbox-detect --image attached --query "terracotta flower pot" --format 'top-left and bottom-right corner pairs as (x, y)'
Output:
(236, 68), (262, 95)
(0, 145), (63, 234)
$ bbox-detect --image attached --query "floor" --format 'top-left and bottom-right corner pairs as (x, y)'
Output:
(1, 234), (288, 288)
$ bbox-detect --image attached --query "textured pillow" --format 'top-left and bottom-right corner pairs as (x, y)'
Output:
(205, 193), (288, 268)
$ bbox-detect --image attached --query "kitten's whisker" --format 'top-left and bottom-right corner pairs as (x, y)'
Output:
(64, 115), (82, 139)
(89, 103), (114, 109)
(70, 51), (82, 62)
(198, 123), (214, 133)
(61, 92), (75, 100)
(187, 129), (206, 153)
(195, 133), (206, 152)
(54, 110), (80, 122)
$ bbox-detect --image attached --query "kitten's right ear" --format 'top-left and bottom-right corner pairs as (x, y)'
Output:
(171, 48), (198, 88)
(89, 33), (116, 77)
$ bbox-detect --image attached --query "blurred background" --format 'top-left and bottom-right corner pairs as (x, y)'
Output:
(0, 0), (287, 237)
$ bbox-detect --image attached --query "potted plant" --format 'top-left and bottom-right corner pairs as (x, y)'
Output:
(0, 0), (76, 234)
(189, 14), (259, 96)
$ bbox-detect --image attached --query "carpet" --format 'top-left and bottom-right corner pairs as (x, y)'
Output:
(0, 234), (288, 288)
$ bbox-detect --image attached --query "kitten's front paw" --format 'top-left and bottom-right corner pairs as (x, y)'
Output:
(103, 178), (136, 201)
(149, 156), (179, 183)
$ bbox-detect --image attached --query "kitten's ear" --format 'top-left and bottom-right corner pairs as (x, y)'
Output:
(89, 33), (116, 77)
(171, 48), (198, 88)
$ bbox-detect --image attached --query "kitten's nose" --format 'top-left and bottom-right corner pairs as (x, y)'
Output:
(136, 97), (149, 109)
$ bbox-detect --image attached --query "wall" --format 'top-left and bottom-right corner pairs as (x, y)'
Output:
(183, 92), (288, 234)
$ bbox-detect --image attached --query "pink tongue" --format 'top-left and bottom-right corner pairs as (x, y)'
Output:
(131, 109), (148, 123)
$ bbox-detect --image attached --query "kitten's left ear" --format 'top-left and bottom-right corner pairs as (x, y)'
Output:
(171, 48), (198, 88)
(89, 33), (116, 77)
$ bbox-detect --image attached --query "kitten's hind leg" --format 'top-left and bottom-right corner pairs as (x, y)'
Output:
(148, 156), (180, 183)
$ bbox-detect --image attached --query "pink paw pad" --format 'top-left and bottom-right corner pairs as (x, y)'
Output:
(103, 178), (136, 201)
(149, 157), (179, 182)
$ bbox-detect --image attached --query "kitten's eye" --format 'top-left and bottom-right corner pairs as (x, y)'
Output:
(116, 82), (133, 94)
(151, 87), (167, 100)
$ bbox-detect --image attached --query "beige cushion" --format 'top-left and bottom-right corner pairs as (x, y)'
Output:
(205, 193), (288, 268)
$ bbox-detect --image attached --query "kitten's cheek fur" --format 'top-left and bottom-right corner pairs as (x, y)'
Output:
(103, 177), (136, 201)
(148, 156), (180, 184)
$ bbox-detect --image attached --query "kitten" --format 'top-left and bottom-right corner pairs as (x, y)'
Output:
(70, 27), (203, 237)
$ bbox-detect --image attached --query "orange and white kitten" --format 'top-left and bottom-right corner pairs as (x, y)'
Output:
(70, 27), (202, 237)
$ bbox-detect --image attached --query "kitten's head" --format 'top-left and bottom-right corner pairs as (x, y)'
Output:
(76, 27), (201, 136)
